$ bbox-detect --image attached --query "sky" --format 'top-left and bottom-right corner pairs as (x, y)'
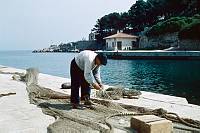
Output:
(0, 0), (136, 50)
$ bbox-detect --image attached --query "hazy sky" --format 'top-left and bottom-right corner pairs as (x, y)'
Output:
(0, 0), (136, 50)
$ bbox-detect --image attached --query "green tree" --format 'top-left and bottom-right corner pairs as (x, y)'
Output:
(93, 12), (129, 44)
(93, 0), (200, 44)
(128, 0), (149, 31)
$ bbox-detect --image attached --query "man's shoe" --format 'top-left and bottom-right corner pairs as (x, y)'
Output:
(71, 103), (86, 110)
(82, 95), (94, 106)
(84, 99), (94, 106)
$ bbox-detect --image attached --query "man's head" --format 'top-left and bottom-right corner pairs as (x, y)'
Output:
(95, 53), (107, 66)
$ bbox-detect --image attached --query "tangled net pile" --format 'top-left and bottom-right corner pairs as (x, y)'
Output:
(96, 86), (141, 100)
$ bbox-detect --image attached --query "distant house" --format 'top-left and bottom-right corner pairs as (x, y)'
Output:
(89, 32), (96, 41)
(104, 33), (138, 51)
(50, 45), (58, 49)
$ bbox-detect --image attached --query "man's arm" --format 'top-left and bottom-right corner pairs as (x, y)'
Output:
(92, 66), (102, 85)
(84, 60), (94, 85)
(84, 60), (102, 90)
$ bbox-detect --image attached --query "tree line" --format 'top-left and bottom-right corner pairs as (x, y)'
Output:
(93, 0), (200, 43)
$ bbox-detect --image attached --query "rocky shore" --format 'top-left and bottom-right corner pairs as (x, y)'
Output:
(32, 40), (99, 53)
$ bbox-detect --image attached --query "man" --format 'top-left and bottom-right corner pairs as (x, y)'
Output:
(70, 50), (107, 109)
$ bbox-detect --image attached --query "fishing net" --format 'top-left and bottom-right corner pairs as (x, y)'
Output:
(23, 68), (139, 132)
(96, 86), (141, 100)
(14, 68), (200, 132)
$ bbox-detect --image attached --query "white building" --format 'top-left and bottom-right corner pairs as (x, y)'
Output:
(104, 33), (138, 51)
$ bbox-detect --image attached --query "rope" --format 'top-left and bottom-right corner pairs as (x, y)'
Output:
(103, 108), (200, 131)
(0, 92), (16, 97)
(164, 112), (200, 129)
(95, 88), (200, 131)
(0, 71), (23, 75)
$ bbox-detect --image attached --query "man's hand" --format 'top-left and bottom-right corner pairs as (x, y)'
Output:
(99, 84), (103, 88)
(92, 83), (101, 90)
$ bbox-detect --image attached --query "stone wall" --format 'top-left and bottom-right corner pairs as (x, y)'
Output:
(139, 33), (179, 49)
(179, 40), (200, 50)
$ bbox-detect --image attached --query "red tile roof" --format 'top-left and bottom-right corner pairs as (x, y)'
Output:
(104, 33), (138, 39)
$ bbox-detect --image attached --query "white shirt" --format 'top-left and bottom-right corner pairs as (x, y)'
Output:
(75, 50), (101, 85)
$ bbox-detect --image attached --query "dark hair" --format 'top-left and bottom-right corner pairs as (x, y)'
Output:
(96, 53), (107, 65)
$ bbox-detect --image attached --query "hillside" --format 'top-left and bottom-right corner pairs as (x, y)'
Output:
(146, 15), (200, 40)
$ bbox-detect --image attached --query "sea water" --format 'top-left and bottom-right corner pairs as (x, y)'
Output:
(0, 50), (200, 105)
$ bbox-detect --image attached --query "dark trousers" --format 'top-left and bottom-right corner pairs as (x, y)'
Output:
(70, 58), (91, 104)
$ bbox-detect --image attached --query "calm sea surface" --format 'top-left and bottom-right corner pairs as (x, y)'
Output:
(0, 50), (200, 105)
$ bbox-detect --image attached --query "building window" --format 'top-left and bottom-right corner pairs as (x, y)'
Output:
(112, 42), (115, 47)
(106, 42), (108, 48)
(132, 41), (139, 48)
(117, 41), (122, 50)
(132, 41), (136, 47)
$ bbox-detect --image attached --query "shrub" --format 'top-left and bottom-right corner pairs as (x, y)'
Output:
(179, 22), (200, 40)
(146, 16), (200, 37)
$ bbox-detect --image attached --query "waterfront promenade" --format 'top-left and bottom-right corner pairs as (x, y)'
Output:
(1, 65), (200, 132)
(96, 50), (200, 60)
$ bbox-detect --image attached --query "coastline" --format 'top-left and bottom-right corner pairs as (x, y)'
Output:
(1, 65), (200, 132)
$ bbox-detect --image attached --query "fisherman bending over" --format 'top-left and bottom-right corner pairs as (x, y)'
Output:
(70, 50), (107, 109)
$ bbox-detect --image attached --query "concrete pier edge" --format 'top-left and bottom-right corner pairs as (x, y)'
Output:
(1, 65), (200, 132)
